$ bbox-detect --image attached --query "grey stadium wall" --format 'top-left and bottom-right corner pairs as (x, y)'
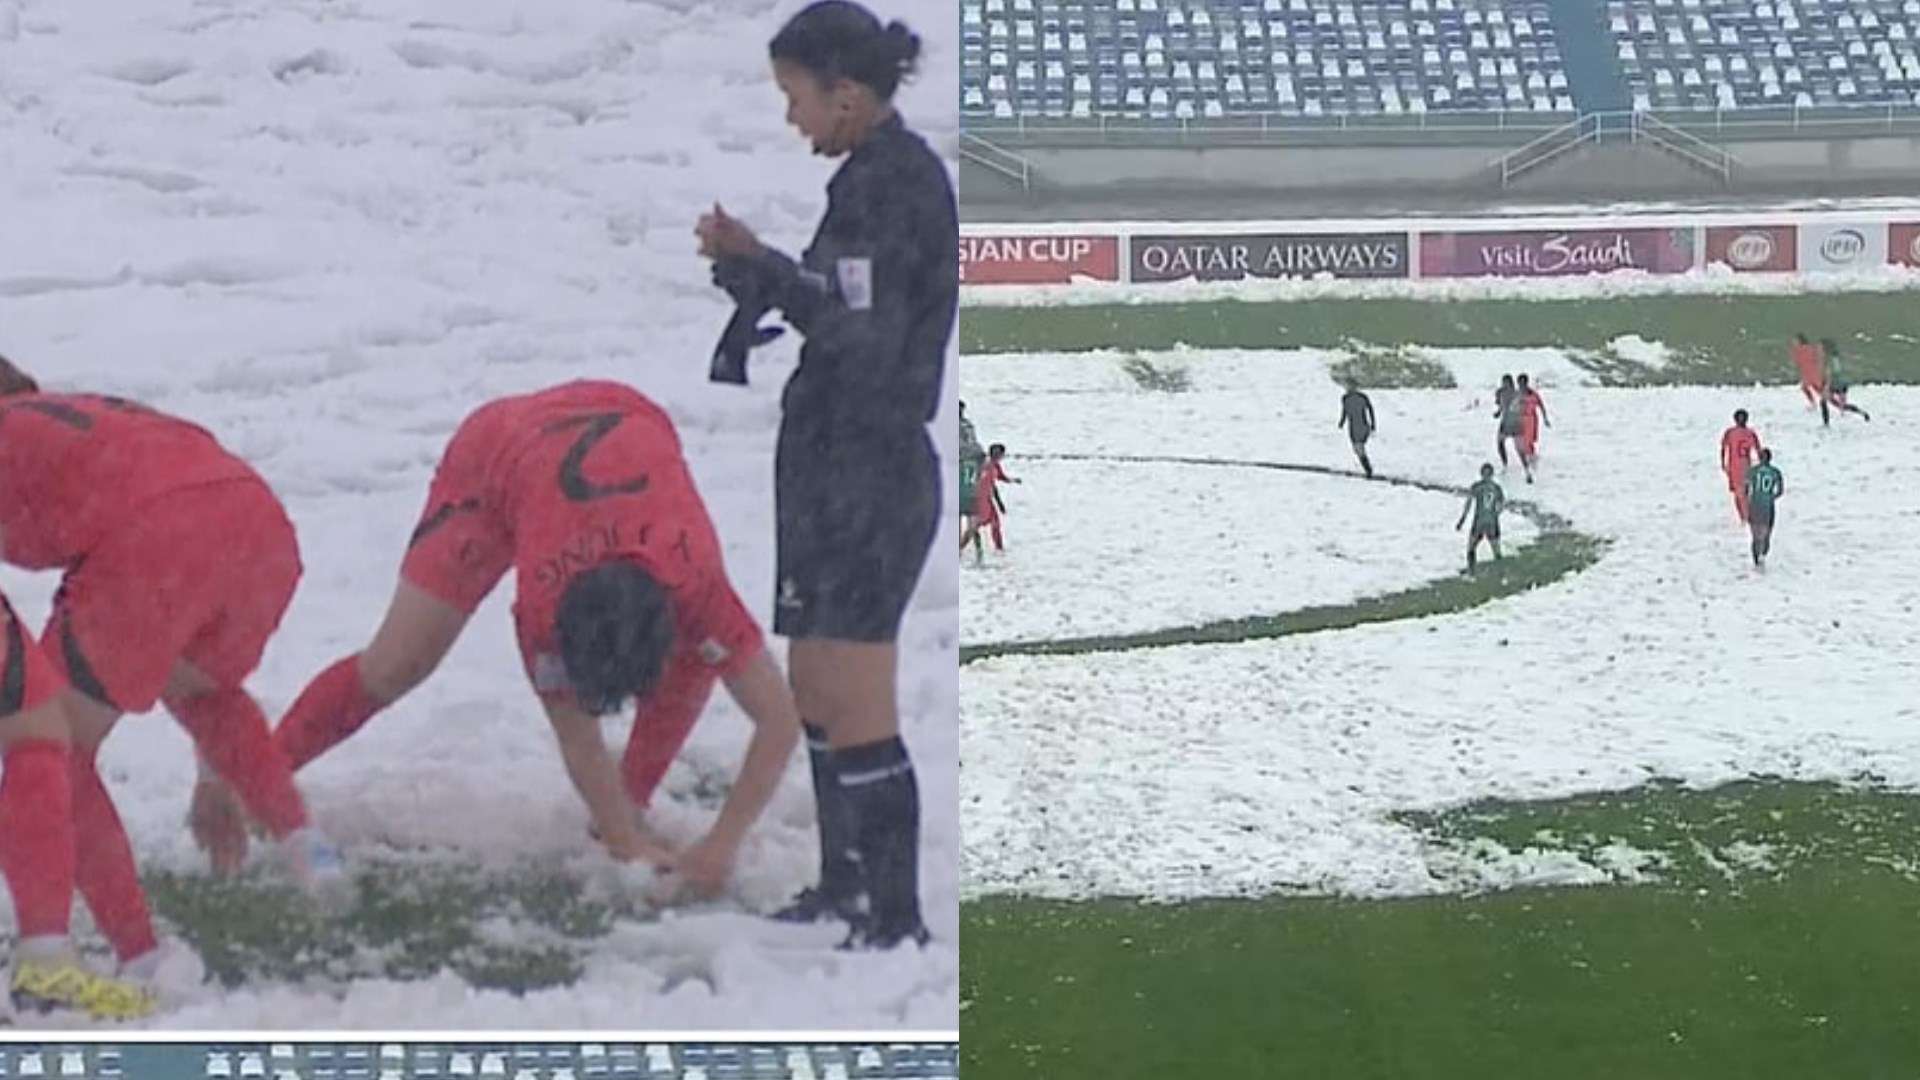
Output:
(960, 121), (1920, 221)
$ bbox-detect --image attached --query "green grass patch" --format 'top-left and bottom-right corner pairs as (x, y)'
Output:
(961, 779), (1920, 1080)
(962, 292), (1920, 386)
(961, 454), (1603, 665)
(142, 856), (640, 994)
(1329, 344), (1458, 389)
(1117, 354), (1193, 392)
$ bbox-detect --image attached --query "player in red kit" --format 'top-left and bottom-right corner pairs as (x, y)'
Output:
(243, 381), (801, 898)
(1720, 408), (1763, 523)
(1514, 373), (1550, 482)
(961, 443), (1020, 562)
(0, 592), (155, 1019)
(0, 355), (333, 1004)
(1790, 333), (1822, 410)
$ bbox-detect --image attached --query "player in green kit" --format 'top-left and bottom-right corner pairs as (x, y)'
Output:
(1744, 448), (1785, 569)
(1455, 463), (1505, 571)
(959, 402), (985, 555)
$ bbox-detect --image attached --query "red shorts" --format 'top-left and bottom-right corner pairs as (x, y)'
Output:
(47, 479), (301, 713)
(1728, 467), (1749, 494)
(1, 596), (65, 718)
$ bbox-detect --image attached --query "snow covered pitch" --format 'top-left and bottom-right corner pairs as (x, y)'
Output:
(0, 0), (957, 1029)
(961, 340), (1920, 902)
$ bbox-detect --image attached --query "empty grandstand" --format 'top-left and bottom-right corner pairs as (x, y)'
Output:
(0, 1047), (956, 1080)
(960, 0), (1920, 212)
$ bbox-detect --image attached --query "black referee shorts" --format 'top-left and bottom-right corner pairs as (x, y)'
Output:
(773, 417), (941, 643)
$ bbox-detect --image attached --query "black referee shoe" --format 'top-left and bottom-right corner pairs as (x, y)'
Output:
(839, 917), (931, 952)
(771, 886), (867, 926)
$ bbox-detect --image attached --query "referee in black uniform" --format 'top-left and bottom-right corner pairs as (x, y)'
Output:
(696, 0), (953, 950)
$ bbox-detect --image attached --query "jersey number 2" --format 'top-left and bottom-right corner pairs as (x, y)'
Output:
(548, 412), (649, 503)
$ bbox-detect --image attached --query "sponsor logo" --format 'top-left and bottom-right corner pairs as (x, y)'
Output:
(1820, 228), (1866, 265)
(958, 234), (1121, 284)
(1475, 233), (1637, 275)
(1725, 231), (1775, 270)
(960, 236), (1107, 265)
(1131, 233), (1408, 281)
(697, 638), (730, 666)
(777, 577), (803, 610)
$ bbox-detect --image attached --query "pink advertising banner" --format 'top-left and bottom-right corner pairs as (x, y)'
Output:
(1418, 227), (1696, 278)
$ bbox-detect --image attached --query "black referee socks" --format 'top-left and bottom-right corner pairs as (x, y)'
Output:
(834, 735), (928, 948)
(804, 722), (861, 904)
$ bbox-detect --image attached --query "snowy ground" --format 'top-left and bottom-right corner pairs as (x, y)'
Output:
(0, 0), (957, 1029)
(960, 346), (1920, 901)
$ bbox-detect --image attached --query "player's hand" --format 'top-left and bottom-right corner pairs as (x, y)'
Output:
(187, 776), (250, 876)
(695, 204), (764, 260)
(600, 824), (674, 868)
(668, 832), (740, 900)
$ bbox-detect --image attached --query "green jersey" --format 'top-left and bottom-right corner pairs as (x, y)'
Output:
(960, 415), (986, 505)
(1468, 478), (1504, 524)
(1745, 462), (1784, 512)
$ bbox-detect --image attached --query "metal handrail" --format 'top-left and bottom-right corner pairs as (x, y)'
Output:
(1631, 112), (1736, 183)
(960, 132), (1034, 190)
(1494, 114), (1599, 185)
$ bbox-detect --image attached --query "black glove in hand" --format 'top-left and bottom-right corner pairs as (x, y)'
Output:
(710, 256), (785, 386)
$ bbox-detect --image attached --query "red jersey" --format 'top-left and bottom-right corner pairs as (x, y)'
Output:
(1520, 389), (1546, 427)
(0, 393), (255, 569)
(978, 459), (1006, 496)
(1721, 425), (1761, 474)
(1791, 342), (1821, 381)
(402, 380), (762, 694)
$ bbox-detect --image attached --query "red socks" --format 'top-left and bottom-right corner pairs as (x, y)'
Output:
(0, 740), (76, 941)
(67, 744), (157, 962)
(172, 688), (308, 839)
(274, 655), (384, 772)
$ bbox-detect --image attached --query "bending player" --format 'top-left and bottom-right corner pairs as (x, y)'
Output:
(0, 594), (155, 1019)
(1455, 463), (1506, 571)
(247, 381), (802, 898)
(0, 356), (336, 987)
(1720, 409), (1762, 523)
(1338, 379), (1376, 478)
(1514, 373), (1550, 483)
(1744, 448), (1785, 569)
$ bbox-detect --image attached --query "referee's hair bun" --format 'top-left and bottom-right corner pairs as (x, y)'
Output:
(883, 20), (922, 73)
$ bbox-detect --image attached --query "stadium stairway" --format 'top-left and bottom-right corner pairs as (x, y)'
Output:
(1546, 0), (1634, 110)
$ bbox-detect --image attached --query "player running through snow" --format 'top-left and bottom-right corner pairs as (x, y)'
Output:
(1720, 409), (1762, 523)
(1745, 448), (1785, 569)
(1455, 463), (1506, 571)
(959, 402), (984, 553)
(0, 593), (154, 1019)
(0, 356), (338, 987)
(1493, 374), (1519, 468)
(1818, 340), (1871, 425)
(231, 382), (801, 900)
(697, 1), (952, 948)
(1790, 333), (1823, 410)
(1337, 380), (1376, 478)
(961, 443), (1021, 561)
(1514, 373), (1550, 483)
